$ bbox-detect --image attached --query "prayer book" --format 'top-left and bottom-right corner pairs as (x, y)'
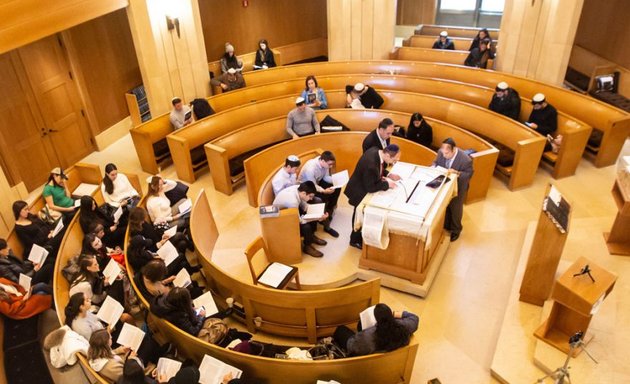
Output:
(359, 305), (377, 330)
(193, 291), (219, 317)
(113, 206), (123, 223)
(331, 170), (349, 189)
(96, 296), (124, 326)
(302, 203), (325, 220)
(157, 358), (182, 382)
(117, 323), (145, 352)
(173, 268), (192, 288)
(102, 258), (122, 285)
(156, 240), (179, 267)
(257, 262), (293, 289)
(28, 244), (49, 266)
(163, 225), (178, 238)
(199, 354), (242, 384)
(51, 218), (64, 237)
(18, 273), (32, 291)
(178, 198), (192, 215)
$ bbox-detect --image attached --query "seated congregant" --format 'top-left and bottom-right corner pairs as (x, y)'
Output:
(271, 155), (301, 196)
(286, 97), (320, 138)
(220, 43), (243, 74)
(432, 31), (455, 50)
(42, 167), (77, 224)
(300, 75), (328, 109)
(406, 112), (433, 148)
(362, 118), (394, 153)
(273, 181), (329, 258)
(12, 200), (65, 260)
(146, 176), (190, 234)
(345, 83), (384, 109)
(298, 151), (340, 237)
(469, 28), (493, 51)
(101, 163), (140, 211)
(0, 277), (51, 320)
(253, 39), (276, 70)
(211, 68), (246, 93)
(79, 195), (126, 249)
(464, 38), (494, 68)
(333, 303), (419, 356)
(526, 93), (558, 137)
(169, 97), (193, 130)
(488, 82), (521, 121)
(0, 238), (53, 285)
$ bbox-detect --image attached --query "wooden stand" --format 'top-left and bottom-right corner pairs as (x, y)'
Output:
(604, 179), (630, 255)
(259, 208), (302, 264)
(519, 184), (571, 306)
(534, 257), (617, 356)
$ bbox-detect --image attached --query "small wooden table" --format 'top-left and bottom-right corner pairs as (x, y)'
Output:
(604, 179), (630, 255)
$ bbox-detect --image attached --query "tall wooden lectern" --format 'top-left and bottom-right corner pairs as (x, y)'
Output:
(534, 257), (617, 356)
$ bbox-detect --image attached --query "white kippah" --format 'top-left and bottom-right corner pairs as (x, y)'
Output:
(354, 83), (365, 92)
(287, 155), (299, 162)
(497, 82), (509, 90)
(532, 93), (546, 103)
(295, 96), (305, 104)
(227, 68), (236, 74)
(440, 31), (448, 37)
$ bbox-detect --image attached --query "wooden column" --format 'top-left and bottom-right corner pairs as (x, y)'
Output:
(327, 0), (397, 61)
(497, 0), (585, 85)
(126, 0), (210, 117)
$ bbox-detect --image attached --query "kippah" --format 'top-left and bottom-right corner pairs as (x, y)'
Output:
(287, 155), (299, 162)
(384, 144), (400, 153)
(440, 31), (448, 37)
(532, 93), (546, 103)
(496, 82), (509, 91)
(295, 96), (305, 105)
(227, 68), (236, 74)
(443, 137), (457, 147)
(354, 83), (365, 92)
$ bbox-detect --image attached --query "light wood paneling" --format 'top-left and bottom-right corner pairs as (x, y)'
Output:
(198, 0), (328, 62)
(0, 0), (128, 55)
(396, 0), (437, 25)
(65, 9), (142, 133)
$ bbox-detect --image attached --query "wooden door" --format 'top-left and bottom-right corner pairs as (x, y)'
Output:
(17, 35), (94, 168)
(0, 52), (59, 190)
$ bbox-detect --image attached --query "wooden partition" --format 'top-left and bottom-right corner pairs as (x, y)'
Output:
(391, 46), (494, 68)
(129, 113), (173, 174)
(403, 35), (474, 50)
(241, 61), (629, 167)
(415, 25), (499, 39)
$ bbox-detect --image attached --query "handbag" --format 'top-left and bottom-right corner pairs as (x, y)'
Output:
(39, 206), (62, 225)
(197, 318), (229, 345)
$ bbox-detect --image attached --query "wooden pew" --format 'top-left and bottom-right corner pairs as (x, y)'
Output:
(240, 61), (629, 168)
(415, 24), (499, 39)
(130, 113), (173, 174)
(188, 190), (418, 383)
(273, 37), (328, 65)
(403, 35), (474, 50)
(244, 130), (438, 207)
(391, 46), (494, 68)
(5, 163), (102, 258)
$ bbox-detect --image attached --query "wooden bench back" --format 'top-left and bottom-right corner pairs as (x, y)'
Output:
(417, 25), (499, 39)
(404, 35), (473, 50)
(392, 46), (494, 68)
(273, 37), (328, 65)
(208, 49), (282, 77)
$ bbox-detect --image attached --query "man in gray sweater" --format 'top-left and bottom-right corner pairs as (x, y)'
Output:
(286, 97), (320, 138)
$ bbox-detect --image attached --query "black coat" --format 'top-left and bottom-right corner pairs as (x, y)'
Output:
(344, 147), (390, 206)
(432, 38), (455, 50)
(489, 88), (522, 121)
(150, 294), (203, 336)
(406, 120), (433, 148)
(528, 104), (558, 136)
(362, 130), (390, 153)
(345, 85), (384, 109)
(0, 254), (33, 283)
(254, 49), (276, 68)
(15, 217), (56, 258)
(464, 47), (495, 68)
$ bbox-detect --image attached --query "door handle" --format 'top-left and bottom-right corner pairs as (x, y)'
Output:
(48, 128), (59, 133)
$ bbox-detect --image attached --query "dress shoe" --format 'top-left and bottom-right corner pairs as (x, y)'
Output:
(349, 241), (363, 250)
(324, 226), (340, 238)
(312, 235), (327, 246)
(303, 244), (324, 258)
(450, 232), (460, 242)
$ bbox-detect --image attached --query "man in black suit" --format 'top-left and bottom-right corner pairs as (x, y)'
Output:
(362, 118), (394, 153)
(345, 144), (401, 249)
(488, 81), (521, 121)
(433, 138), (474, 242)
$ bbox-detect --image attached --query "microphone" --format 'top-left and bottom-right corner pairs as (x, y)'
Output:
(396, 179), (409, 200)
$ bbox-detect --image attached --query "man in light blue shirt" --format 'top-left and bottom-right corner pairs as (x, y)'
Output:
(271, 155), (301, 196)
(298, 151), (340, 237)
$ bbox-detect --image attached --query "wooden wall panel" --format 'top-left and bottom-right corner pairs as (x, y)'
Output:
(0, 0), (128, 55)
(574, 0), (630, 69)
(198, 0), (328, 62)
(66, 9), (142, 133)
(396, 0), (437, 25)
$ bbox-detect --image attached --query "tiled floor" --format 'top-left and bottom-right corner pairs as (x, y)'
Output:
(42, 134), (630, 383)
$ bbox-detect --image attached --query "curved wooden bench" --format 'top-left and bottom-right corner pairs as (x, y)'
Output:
(207, 108), (497, 204)
(390, 46), (495, 68)
(201, 74), (588, 180)
(5, 163), (102, 258)
(403, 35), (474, 50)
(240, 61), (629, 168)
(243, 131), (438, 208)
(415, 25), (499, 39)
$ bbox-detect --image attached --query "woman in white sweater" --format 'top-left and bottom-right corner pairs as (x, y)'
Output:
(145, 176), (189, 232)
(101, 163), (140, 209)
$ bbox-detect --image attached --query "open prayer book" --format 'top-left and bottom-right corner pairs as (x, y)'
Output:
(359, 305), (377, 330)
(390, 161), (416, 180)
(28, 244), (49, 266)
(18, 273), (32, 291)
(178, 198), (192, 215)
(157, 358), (182, 382)
(113, 206), (123, 223)
(102, 258), (122, 285)
(117, 323), (145, 351)
(163, 225), (178, 238)
(156, 240), (179, 267)
(193, 291), (219, 317)
(362, 208), (389, 249)
(257, 262), (294, 288)
(331, 170), (349, 189)
(51, 218), (64, 238)
(199, 354), (242, 384)
(173, 268), (192, 288)
(302, 203), (325, 220)
(96, 295), (124, 326)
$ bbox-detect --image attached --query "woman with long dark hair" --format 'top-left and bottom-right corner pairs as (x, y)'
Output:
(101, 163), (140, 211)
(0, 238), (53, 284)
(128, 207), (192, 255)
(146, 176), (191, 235)
(220, 43), (243, 74)
(254, 39), (276, 70)
(300, 75), (328, 109)
(469, 28), (492, 51)
(12, 200), (65, 259)
(42, 168), (77, 224)
(127, 234), (199, 278)
(334, 303), (418, 356)
(79, 195), (126, 249)
(406, 112), (433, 149)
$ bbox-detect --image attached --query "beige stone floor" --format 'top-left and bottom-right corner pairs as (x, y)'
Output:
(71, 134), (630, 384)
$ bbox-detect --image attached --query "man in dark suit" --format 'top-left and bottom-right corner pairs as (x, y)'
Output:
(362, 118), (394, 153)
(345, 144), (401, 249)
(488, 81), (521, 121)
(433, 138), (474, 242)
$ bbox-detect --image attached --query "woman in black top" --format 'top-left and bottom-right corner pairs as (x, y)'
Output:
(469, 28), (492, 51)
(127, 235), (199, 277)
(12, 200), (64, 260)
(0, 238), (53, 284)
(79, 196), (126, 249)
(406, 113), (433, 149)
(128, 207), (192, 254)
(254, 39), (276, 70)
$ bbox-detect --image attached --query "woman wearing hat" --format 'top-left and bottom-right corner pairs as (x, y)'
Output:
(42, 167), (77, 223)
(220, 43), (243, 74)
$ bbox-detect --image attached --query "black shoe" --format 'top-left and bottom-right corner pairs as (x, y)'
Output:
(312, 235), (328, 246)
(450, 232), (460, 242)
(324, 226), (339, 238)
(349, 241), (363, 250)
(186, 264), (202, 274)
